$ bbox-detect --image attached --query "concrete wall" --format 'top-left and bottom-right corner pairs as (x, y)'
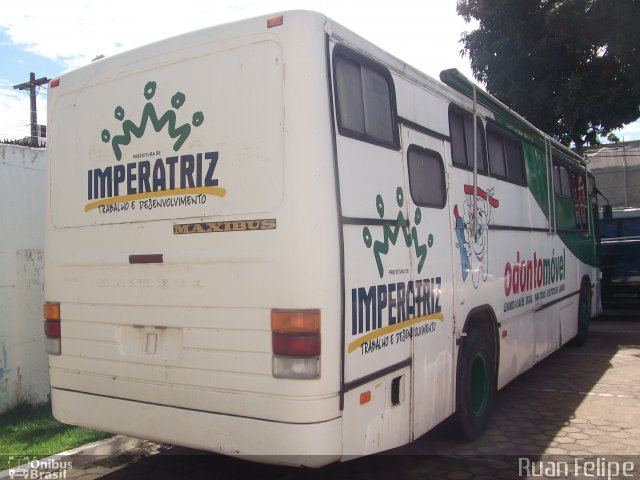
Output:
(0, 144), (48, 412)
(586, 140), (640, 208)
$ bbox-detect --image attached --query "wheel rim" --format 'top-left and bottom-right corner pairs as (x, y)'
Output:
(470, 352), (489, 416)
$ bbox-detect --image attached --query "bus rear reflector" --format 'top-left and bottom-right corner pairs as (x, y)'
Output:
(43, 302), (61, 355)
(360, 391), (372, 405)
(271, 309), (321, 379)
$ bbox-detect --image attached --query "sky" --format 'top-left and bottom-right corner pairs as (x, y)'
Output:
(1, 0), (638, 142)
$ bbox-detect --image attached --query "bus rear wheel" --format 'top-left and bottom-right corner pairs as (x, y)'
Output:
(571, 281), (591, 347)
(448, 325), (495, 440)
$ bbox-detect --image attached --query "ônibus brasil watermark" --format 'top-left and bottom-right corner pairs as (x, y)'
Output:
(7, 457), (72, 479)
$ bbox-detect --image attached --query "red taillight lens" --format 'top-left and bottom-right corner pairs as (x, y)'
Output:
(272, 332), (321, 356)
(44, 319), (61, 338)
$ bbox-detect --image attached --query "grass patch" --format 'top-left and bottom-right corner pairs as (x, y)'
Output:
(0, 403), (111, 469)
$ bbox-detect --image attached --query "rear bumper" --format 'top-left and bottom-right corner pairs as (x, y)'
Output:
(51, 388), (342, 467)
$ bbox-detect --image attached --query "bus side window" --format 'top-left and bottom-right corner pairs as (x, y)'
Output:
(448, 107), (487, 173)
(560, 166), (572, 196)
(553, 164), (562, 194)
(487, 129), (506, 177)
(333, 45), (399, 149)
(553, 161), (588, 230)
(573, 173), (588, 230)
(553, 163), (573, 198)
(504, 136), (525, 184)
(487, 126), (526, 185)
(407, 145), (446, 208)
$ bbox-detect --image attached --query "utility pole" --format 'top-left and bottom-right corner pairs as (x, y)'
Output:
(13, 72), (49, 147)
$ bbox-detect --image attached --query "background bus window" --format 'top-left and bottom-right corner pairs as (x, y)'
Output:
(599, 209), (640, 303)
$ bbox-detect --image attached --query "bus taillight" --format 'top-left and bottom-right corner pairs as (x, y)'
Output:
(272, 333), (321, 356)
(271, 309), (321, 379)
(43, 302), (61, 355)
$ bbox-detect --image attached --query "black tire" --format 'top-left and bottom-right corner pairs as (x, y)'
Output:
(447, 326), (495, 440)
(571, 281), (591, 347)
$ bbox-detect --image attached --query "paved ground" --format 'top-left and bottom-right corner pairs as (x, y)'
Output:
(16, 307), (640, 479)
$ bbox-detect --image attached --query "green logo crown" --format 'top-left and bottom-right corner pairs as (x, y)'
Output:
(363, 187), (434, 279)
(101, 81), (204, 161)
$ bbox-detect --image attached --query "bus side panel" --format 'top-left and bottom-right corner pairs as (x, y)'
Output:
(341, 367), (411, 456)
(398, 126), (455, 439)
(329, 39), (413, 457)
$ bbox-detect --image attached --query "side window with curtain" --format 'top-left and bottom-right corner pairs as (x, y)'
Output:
(553, 160), (588, 231)
(553, 164), (562, 194)
(448, 106), (487, 173)
(487, 125), (526, 185)
(553, 163), (573, 197)
(407, 146), (446, 208)
(487, 130), (506, 178)
(333, 46), (399, 149)
(574, 173), (588, 230)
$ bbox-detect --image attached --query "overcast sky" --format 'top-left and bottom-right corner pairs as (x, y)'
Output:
(1, 0), (638, 142)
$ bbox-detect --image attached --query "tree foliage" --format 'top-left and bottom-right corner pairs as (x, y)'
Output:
(457, 0), (640, 150)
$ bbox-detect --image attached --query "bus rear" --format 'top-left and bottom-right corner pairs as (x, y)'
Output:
(44, 12), (343, 466)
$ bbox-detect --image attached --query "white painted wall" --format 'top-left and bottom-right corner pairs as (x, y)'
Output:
(0, 144), (48, 413)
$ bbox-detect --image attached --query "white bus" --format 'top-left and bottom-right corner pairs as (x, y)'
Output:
(44, 11), (600, 467)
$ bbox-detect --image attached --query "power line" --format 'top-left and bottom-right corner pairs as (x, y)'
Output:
(13, 72), (49, 147)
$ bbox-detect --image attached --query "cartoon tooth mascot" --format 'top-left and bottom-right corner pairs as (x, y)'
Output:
(454, 185), (499, 288)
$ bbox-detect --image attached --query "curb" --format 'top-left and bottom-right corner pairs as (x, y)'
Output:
(0, 435), (147, 479)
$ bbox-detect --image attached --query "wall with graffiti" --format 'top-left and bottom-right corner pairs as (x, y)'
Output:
(0, 145), (49, 412)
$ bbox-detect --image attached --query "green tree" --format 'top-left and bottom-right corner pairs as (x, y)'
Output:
(457, 0), (640, 151)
